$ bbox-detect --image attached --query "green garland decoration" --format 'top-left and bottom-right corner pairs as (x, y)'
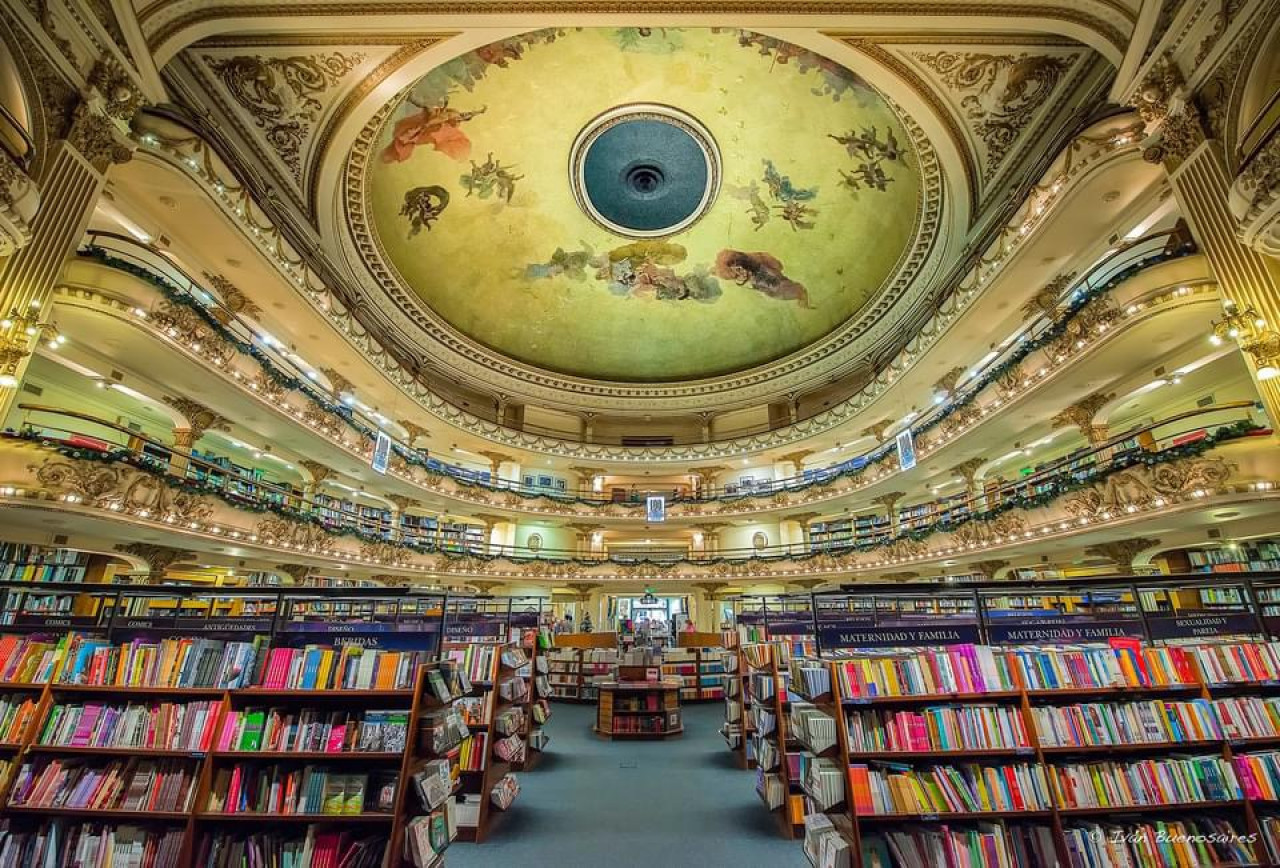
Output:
(11, 418), (1258, 571)
(78, 239), (1195, 509)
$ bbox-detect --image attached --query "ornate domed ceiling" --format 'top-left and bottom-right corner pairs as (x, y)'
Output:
(360, 28), (922, 382)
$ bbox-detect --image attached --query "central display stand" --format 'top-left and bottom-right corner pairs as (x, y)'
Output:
(593, 666), (683, 740)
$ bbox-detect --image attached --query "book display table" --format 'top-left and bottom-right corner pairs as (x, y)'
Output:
(593, 678), (683, 740)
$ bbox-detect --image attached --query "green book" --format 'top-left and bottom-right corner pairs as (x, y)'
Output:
(322, 772), (345, 815)
(239, 710), (266, 751)
(343, 773), (367, 815)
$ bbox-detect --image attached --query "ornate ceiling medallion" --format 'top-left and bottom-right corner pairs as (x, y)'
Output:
(569, 103), (721, 239)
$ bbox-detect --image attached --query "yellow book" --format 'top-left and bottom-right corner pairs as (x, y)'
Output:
(315, 650), (334, 690)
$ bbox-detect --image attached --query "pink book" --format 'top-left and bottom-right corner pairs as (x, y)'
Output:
(263, 648), (289, 689)
(325, 722), (347, 753)
(216, 711), (240, 751)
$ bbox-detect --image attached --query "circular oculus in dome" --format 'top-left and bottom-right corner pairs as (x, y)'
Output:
(570, 104), (720, 238)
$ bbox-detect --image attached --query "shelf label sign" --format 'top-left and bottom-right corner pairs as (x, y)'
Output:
(819, 622), (981, 649)
(896, 428), (917, 472)
(371, 430), (392, 474)
(1146, 611), (1261, 640)
(646, 495), (666, 522)
(987, 616), (1145, 644)
(444, 619), (505, 639)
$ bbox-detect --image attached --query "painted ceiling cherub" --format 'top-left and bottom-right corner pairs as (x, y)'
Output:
(460, 153), (523, 203)
(381, 96), (487, 163)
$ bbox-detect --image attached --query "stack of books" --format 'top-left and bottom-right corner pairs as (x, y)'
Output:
(489, 772), (519, 810)
(444, 645), (497, 683)
(1188, 642), (1280, 684)
(37, 700), (221, 751)
(789, 659), (832, 699)
(59, 636), (263, 689)
(0, 693), (38, 743)
(1051, 755), (1240, 808)
(755, 768), (786, 810)
(257, 645), (421, 690)
(457, 733), (488, 771)
(0, 634), (71, 682)
(215, 707), (409, 753)
(801, 755), (845, 810)
(864, 824), (1058, 868)
(404, 801), (454, 867)
(803, 814), (852, 868)
(8, 757), (197, 812)
(847, 704), (1030, 753)
(1062, 819), (1257, 867)
(833, 646), (1012, 697)
(0, 823), (185, 867)
(493, 734), (525, 763)
(790, 704), (838, 754)
(207, 764), (391, 815)
(848, 762), (1052, 815)
(194, 829), (387, 868)
(1032, 699), (1222, 748)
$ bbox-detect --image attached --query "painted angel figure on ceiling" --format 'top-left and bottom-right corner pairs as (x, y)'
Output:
(381, 96), (487, 163)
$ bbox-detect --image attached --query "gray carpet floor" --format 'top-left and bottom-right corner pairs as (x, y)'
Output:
(447, 701), (809, 868)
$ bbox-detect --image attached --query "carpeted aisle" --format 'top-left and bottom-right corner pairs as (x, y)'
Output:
(447, 701), (809, 868)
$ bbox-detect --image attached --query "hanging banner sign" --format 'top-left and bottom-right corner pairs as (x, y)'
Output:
(819, 622), (981, 649)
(986, 617), (1146, 644)
(371, 431), (392, 474)
(646, 495), (666, 522)
(1145, 611), (1262, 641)
(896, 428), (917, 472)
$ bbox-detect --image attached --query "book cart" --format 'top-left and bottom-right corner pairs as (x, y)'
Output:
(593, 663), (684, 740)
(729, 572), (1280, 868)
(0, 580), (456, 867)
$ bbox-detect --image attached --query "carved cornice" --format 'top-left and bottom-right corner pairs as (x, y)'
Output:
(1022, 272), (1075, 320)
(66, 102), (133, 172)
(871, 490), (906, 510)
(275, 562), (314, 583)
(203, 272), (263, 321)
(969, 558), (1009, 578)
(861, 420), (892, 443)
(319, 367), (354, 395)
(777, 450), (815, 468)
(1085, 536), (1162, 575)
(298, 459), (336, 485)
(114, 542), (192, 580)
(933, 366), (966, 395)
(88, 57), (145, 123)
(399, 419), (431, 444)
(949, 456), (986, 484)
(1051, 390), (1115, 441)
(162, 396), (230, 440)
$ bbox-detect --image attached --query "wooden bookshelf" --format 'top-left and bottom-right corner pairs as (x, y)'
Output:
(0, 663), (447, 866)
(660, 644), (727, 702)
(594, 680), (683, 740)
(795, 645), (1280, 867)
(743, 642), (805, 838)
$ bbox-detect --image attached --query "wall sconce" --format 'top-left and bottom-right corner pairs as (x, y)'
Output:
(1210, 300), (1280, 380)
(0, 301), (65, 388)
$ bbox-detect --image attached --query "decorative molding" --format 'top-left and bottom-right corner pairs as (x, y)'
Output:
(66, 102), (133, 171)
(319, 367), (353, 395)
(1051, 390), (1115, 442)
(969, 558), (1009, 578)
(1021, 272), (1075, 320)
(87, 57), (145, 123)
(399, 419), (431, 444)
(202, 272), (263, 320)
(933, 366), (966, 395)
(200, 50), (364, 177)
(114, 542), (193, 580)
(162, 396), (231, 440)
(298, 459), (336, 485)
(912, 49), (1078, 177)
(1085, 536), (1162, 574)
(1061, 455), (1234, 518)
(275, 562), (314, 583)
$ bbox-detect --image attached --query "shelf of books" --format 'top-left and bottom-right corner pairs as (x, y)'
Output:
(513, 612), (551, 772)
(594, 676), (683, 740)
(721, 630), (750, 768)
(438, 640), (526, 843)
(749, 577), (1280, 868)
(662, 637), (727, 702)
(544, 634), (620, 703)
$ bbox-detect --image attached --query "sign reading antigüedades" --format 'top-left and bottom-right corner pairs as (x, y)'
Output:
(819, 622), (981, 649)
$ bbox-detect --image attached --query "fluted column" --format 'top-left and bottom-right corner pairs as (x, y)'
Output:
(0, 65), (138, 416)
(1132, 59), (1280, 426)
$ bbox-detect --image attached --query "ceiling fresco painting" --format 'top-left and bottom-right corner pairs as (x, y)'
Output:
(364, 28), (923, 382)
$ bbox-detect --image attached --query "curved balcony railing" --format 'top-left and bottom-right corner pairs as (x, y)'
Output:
(72, 228), (1197, 507)
(3, 402), (1266, 567)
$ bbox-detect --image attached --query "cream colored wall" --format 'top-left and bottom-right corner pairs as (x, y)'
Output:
(720, 520), (782, 553)
(513, 523), (573, 554)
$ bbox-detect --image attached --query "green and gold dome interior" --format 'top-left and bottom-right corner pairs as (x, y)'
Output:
(364, 28), (922, 382)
